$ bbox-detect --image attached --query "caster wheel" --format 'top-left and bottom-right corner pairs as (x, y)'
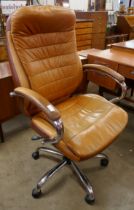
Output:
(100, 158), (109, 167)
(32, 188), (42, 199)
(32, 151), (39, 160)
(85, 194), (95, 205)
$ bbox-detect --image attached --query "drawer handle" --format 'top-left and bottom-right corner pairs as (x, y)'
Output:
(130, 71), (134, 75)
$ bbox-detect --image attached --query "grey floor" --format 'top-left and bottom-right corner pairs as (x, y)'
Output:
(0, 91), (134, 210)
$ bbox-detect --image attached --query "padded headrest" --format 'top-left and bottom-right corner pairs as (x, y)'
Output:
(8, 5), (76, 35)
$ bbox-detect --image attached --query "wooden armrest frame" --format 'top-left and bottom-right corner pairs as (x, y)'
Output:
(83, 64), (127, 103)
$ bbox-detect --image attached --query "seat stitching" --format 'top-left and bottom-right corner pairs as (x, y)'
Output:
(15, 38), (75, 50)
(27, 51), (78, 64)
(30, 62), (79, 77)
(36, 75), (78, 92)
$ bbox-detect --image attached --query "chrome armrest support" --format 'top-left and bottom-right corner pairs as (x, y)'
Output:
(110, 81), (127, 103)
(83, 64), (127, 103)
(10, 89), (64, 144)
(49, 119), (64, 144)
(10, 91), (23, 98)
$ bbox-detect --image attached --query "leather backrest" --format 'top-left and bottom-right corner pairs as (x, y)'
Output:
(6, 5), (83, 102)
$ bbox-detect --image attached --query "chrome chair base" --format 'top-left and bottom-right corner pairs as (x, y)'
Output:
(32, 146), (109, 204)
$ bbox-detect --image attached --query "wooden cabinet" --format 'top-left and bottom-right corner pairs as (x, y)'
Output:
(88, 55), (118, 69)
(79, 40), (134, 97)
(0, 38), (8, 62)
(84, 42), (134, 94)
(94, 0), (106, 11)
(0, 62), (19, 142)
(75, 11), (108, 49)
(88, 55), (118, 90)
(117, 15), (134, 40)
(90, 12), (107, 33)
(118, 64), (134, 80)
(75, 19), (93, 51)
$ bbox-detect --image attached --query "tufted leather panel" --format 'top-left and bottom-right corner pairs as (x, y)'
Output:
(6, 5), (128, 162)
(6, 32), (30, 88)
(32, 94), (128, 161)
(6, 5), (82, 102)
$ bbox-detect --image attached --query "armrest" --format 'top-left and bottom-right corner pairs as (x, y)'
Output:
(83, 64), (127, 103)
(10, 87), (64, 144)
(13, 87), (60, 121)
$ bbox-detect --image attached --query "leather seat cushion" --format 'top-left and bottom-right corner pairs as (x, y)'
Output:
(32, 94), (128, 160)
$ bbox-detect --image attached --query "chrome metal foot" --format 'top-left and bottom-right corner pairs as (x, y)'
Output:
(95, 153), (109, 167)
(85, 194), (95, 204)
(95, 153), (108, 159)
(35, 146), (63, 157)
(31, 135), (43, 141)
(70, 161), (95, 204)
(33, 158), (68, 197)
(32, 188), (42, 199)
(32, 151), (40, 160)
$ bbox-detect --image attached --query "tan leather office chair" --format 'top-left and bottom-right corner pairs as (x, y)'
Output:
(6, 5), (128, 204)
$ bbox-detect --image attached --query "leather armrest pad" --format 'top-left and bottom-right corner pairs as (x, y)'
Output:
(83, 64), (125, 83)
(14, 87), (61, 121)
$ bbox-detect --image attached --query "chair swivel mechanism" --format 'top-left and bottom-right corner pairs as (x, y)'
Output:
(6, 5), (128, 204)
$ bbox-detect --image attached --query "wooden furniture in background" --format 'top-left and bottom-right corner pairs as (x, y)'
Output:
(105, 34), (128, 48)
(0, 37), (8, 62)
(55, 0), (63, 6)
(111, 39), (134, 51)
(75, 11), (108, 49)
(87, 48), (118, 90)
(87, 44), (134, 84)
(0, 62), (19, 142)
(1, 11), (107, 56)
(128, 7), (134, 14)
(75, 19), (93, 51)
(94, 0), (106, 11)
(83, 40), (134, 103)
(117, 15), (134, 40)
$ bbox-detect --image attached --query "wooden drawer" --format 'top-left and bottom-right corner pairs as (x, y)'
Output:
(75, 20), (93, 51)
(77, 45), (92, 51)
(77, 39), (92, 47)
(0, 38), (8, 61)
(0, 46), (8, 61)
(118, 64), (134, 80)
(76, 34), (92, 41)
(88, 56), (118, 90)
(76, 21), (93, 29)
(88, 56), (118, 70)
(76, 27), (93, 35)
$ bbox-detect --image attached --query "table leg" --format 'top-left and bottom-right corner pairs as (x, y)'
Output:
(0, 123), (4, 143)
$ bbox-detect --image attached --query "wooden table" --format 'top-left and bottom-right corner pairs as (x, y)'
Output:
(79, 41), (134, 104)
(0, 62), (19, 142)
(111, 40), (134, 51)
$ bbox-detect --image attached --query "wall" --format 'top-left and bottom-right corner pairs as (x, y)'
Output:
(69, 0), (89, 11)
